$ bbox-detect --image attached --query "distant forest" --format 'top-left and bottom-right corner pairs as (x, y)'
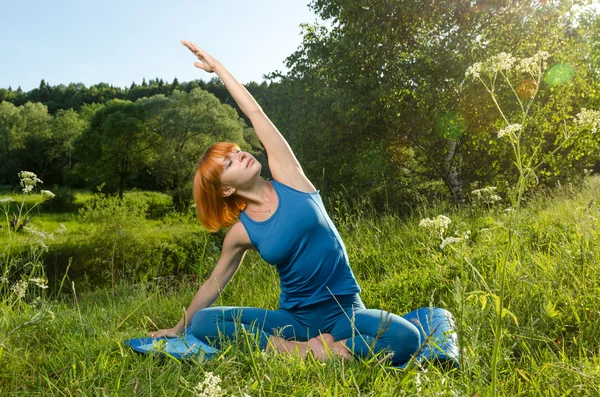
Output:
(2, 0), (599, 213)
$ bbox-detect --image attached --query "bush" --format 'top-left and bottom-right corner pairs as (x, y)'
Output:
(42, 186), (78, 213)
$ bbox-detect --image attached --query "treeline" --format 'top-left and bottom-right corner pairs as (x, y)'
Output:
(0, 85), (264, 210)
(2, 0), (600, 213)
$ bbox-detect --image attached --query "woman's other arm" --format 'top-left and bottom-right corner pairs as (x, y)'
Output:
(149, 222), (252, 337)
(181, 40), (315, 192)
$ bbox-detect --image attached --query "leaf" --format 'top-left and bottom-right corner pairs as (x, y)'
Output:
(544, 301), (561, 319)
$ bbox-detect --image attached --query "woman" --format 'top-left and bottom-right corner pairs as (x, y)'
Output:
(149, 40), (420, 364)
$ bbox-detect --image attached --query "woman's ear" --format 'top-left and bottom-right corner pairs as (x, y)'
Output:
(221, 186), (235, 197)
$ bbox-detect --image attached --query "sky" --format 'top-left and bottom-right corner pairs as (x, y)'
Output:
(0, 0), (320, 92)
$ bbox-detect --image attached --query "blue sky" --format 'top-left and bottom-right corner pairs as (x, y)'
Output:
(0, 0), (319, 91)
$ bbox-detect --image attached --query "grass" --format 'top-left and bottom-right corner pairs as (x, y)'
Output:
(2, 178), (600, 395)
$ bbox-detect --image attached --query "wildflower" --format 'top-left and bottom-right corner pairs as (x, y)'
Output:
(0, 197), (14, 203)
(40, 190), (55, 200)
(497, 123), (523, 139)
(465, 62), (483, 79)
(487, 52), (516, 73)
(419, 215), (451, 238)
(0, 277), (8, 283)
(18, 171), (43, 193)
(23, 227), (54, 241)
(471, 186), (502, 205)
(194, 372), (223, 397)
(29, 277), (48, 289)
(576, 108), (600, 134)
(440, 230), (471, 249)
(23, 227), (54, 252)
(517, 51), (550, 75)
(56, 223), (67, 234)
(414, 368), (428, 394)
(11, 280), (28, 299)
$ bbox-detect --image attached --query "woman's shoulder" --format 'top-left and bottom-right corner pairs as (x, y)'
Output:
(223, 221), (254, 250)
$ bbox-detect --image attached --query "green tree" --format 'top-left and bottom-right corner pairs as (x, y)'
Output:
(271, 0), (599, 208)
(74, 100), (159, 198)
(141, 88), (251, 209)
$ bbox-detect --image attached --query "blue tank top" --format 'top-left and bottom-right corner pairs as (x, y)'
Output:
(239, 181), (360, 309)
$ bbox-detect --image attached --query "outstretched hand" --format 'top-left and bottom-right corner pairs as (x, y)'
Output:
(181, 40), (221, 73)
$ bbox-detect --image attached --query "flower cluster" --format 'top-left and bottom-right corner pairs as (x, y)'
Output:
(576, 108), (600, 134)
(440, 230), (471, 249)
(11, 280), (28, 299)
(516, 51), (550, 76)
(466, 52), (516, 79)
(466, 51), (551, 80)
(23, 226), (54, 252)
(471, 186), (502, 205)
(56, 223), (67, 234)
(41, 190), (55, 200)
(18, 171), (43, 194)
(419, 215), (451, 239)
(0, 197), (14, 204)
(193, 372), (223, 397)
(29, 277), (48, 290)
(497, 123), (523, 139)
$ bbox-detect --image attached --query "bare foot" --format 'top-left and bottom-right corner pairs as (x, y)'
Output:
(314, 334), (352, 360)
(267, 334), (352, 361)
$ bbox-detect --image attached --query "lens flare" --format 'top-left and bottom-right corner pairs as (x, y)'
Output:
(516, 79), (538, 99)
(435, 112), (466, 141)
(544, 64), (575, 87)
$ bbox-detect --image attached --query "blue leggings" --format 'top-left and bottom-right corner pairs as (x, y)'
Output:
(191, 294), (420, 365)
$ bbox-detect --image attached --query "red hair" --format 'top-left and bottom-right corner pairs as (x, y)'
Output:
(194, 142), (247, 232)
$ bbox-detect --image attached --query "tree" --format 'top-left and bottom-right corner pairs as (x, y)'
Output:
(269, 0), (599, 208)
(74, 100), (159, 198)
(140, 88), (250, 209)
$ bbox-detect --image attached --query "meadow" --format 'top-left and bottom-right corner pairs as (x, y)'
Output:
(1, 177), (600, 396)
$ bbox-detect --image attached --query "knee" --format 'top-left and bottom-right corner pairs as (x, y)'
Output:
(190, 309), (219, 340)
(390, 321), (420, 364)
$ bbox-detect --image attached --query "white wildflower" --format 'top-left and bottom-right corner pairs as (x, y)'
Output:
(471, 186), (502, 205)
(29, 277), (48, 289)
(576, 108), (600, 134)
(0, 277), (9, 283)
(440, 230), (471, 249)
(419, 215), (451, 238)
(415, 371), (422, 394)
(41, 190), (55, 200)
(24, 227), (54, 242)
(465, 62), (483, 79)
(414, 368), (428, 394)
(497, 123), (523, 139)
(11, 280), (28, 299)
(517, 51), (550, 75)
(18, 171), (43, 193)
(23, 227), (54, 252)
(194, 372), (223, 397)
(0, 197), (14, 203)
(56, 223), (67, 234)
(487, 52), (516, 73)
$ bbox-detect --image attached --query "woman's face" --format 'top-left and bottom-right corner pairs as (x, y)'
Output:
(219, 148), (261, 193)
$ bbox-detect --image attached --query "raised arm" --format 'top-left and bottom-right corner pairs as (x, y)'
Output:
(149, 222), (251, 337)
(182, 40), (315, 192)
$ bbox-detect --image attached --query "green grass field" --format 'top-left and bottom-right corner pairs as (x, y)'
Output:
(1, 179), (600, 396)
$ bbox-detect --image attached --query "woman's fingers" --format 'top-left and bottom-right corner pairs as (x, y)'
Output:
(182, 40), (215, 72)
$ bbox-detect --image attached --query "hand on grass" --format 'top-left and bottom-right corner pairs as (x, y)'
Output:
(149, 327), (180, 339)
